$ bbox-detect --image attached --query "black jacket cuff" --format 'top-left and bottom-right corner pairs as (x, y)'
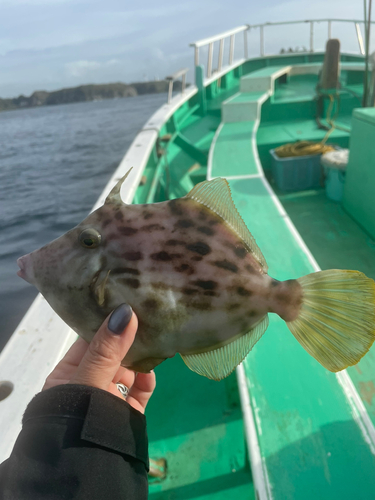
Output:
(23, 384), (149, 469)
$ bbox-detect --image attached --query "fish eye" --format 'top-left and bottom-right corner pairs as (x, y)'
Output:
(79, 228), (102, 249)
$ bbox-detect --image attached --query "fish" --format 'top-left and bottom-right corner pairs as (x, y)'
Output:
(17, 170), (375, 380)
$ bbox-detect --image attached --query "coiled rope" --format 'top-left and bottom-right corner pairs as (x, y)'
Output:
(274, 93), (350, 158)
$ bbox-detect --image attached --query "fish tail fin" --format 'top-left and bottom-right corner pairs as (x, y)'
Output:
(286, 269), (375, 371)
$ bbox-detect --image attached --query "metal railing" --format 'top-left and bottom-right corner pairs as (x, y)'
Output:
(190, 25), (249, 79)
(165, 68), (188, 104)
(190, 19), (375, 83)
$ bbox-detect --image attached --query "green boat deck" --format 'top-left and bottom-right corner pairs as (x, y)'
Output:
(138, 53), (375, 499)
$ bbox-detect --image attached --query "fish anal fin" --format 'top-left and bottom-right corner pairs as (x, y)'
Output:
(185, 178), (267, 272)
(181, 315), (269, 380)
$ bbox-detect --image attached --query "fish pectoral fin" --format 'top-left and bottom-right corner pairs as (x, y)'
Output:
(185, 177), (268, 272)
(92, 270), (111, 307)
(181, 315), (269, 381)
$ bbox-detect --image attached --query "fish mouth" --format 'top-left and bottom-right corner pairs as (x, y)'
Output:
(17, 255), (33, 284)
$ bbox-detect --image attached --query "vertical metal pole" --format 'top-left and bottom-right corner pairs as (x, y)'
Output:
(260, 26), (264, 57)
(328, 20), (332, 40)
(310, 21), (314, 52)
(356, 23), (365, 54)
(182, 74), (186, 94)
(229, 35), (235, 64)
(207, 42), (213, 78)
(194, 46), (199, 66)
(218, 38), (224, 71)
(244, 29), (248, 59)
(167, 81), (173, 104)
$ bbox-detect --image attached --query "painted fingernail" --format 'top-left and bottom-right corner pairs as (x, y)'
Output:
(108, 304), (133, 335)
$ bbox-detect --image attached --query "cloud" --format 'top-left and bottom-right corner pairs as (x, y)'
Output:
(65, 59), (119, 78)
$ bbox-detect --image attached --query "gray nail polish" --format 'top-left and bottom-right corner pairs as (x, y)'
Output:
(108, 304), (133, 334)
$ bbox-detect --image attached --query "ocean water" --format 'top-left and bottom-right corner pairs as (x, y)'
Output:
(0, 93), (167, 352)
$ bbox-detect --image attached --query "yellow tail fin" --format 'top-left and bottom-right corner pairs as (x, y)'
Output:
(287, 270), (375, 372)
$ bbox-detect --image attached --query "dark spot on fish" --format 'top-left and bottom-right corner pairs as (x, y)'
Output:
(123, 251), (143, 261)
(237, 287), (252, 297)
(115, 211), (123, 221)
(142, 224), (165, 232)
(197, 226), (215, 236)
(191, 256), (203, 262)
(120, 278), (140, 289)
(271, 279), (280, 287)
(182, 288), (198, 295)
(204, 291), (217, 297)
(209, 219), (220, 226)
(247, 310), (257, 317)
(166, 239), (185, 246)
(234, 245), (247, 259)
(186, 242), (211, 256)
(213, 260), (238, 273)
(143, 212), (153, 220)
(151, 251), (174, 261)
(119, 227), (138, 236)
(112, 267), (140, 276)
(143, 298), (159, 310)
(168, 199), (183, 216)
(102, 219), (112, 228)
(245, 264), (256, 274)
(176, 219), (194, 229)
(189, 301), (213, 311)
(227, 303), (241, 311)
(198, 210), (207, 220)
(175, 263), (194, 275)
(193, 280), (217, 290)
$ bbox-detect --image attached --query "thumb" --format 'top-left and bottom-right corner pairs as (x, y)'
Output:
(70, 303), (137, 390)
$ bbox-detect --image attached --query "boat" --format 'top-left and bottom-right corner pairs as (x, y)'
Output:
(1, 18), (375, 499)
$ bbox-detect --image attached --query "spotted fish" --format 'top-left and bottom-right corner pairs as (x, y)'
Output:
(17, 171), (375, 380)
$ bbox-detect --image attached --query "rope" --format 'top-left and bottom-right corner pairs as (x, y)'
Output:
(274, 93), (350, 158)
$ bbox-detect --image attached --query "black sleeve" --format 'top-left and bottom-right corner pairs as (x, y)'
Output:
(0, 384), (149, 500)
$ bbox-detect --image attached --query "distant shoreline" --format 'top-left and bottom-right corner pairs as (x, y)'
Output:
(0, 80), (184, 113)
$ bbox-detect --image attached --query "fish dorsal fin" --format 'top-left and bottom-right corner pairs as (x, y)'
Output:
(185, 178), (267, 272)
(181, 315), (269, 380)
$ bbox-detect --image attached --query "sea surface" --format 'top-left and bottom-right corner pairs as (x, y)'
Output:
(0, 93), (167, 351)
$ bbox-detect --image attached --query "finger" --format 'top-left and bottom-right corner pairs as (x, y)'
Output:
(70, 304), (137, 391)
(126, 371), (156, 414)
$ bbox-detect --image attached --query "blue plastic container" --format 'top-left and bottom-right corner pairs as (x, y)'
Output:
(270, 149), (323, 191)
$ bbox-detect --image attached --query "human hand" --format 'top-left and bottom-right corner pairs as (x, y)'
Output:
(43, 304), (156, 414)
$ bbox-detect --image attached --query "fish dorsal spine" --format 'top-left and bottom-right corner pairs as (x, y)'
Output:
(185, 177), (268, 272)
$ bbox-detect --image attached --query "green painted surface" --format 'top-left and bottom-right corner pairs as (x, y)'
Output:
(277, 187), (375, 426)
(227, 178), (375, 499)
(344, 108), (375, 239)
(147, 356), (254, 499)
(211, 122), (258, 177)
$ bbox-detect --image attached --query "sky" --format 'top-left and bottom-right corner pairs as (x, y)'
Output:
(0, 0), (368, 98)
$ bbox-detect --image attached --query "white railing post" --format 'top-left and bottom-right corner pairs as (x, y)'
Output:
(310, 21), (314, 52)
(194, 46), (199, 66)
(165, 68), (189, 104)
(229, 34), (235, 65)
(244, 29), (248, 59)
(355, 22), (365, 55)
(260, 26), (264, 56)
(218, 38), (224, 71)
(328, 20), (332, 39)
(207, 42), (214, 78)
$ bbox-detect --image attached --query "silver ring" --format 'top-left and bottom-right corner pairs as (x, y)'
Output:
(116, 383), (129, 398)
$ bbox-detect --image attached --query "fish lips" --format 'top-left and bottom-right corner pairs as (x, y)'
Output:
(17, 254), (35, 285)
